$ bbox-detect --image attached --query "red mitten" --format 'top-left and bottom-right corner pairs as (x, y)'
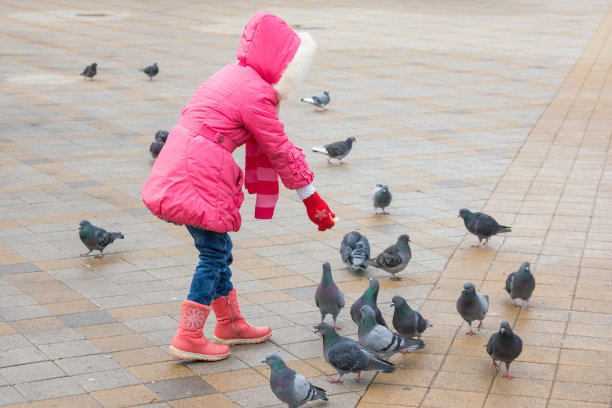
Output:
(303, 192), (336, 231)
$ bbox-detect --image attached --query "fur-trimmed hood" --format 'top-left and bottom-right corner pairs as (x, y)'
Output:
(237, 11), (317, 100)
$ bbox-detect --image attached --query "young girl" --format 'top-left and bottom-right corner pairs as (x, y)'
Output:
(141, 11), (335, 361)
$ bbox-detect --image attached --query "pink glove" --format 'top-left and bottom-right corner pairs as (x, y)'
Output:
(303, 192), (336, 231)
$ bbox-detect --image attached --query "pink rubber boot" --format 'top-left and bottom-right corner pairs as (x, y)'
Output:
(169, 300), (230, 361)
(210, 289), (272, 345)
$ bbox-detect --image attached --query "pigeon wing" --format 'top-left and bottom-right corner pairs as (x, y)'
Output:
(505, 273), (515, 295)
(375, 245), (403, 268)
(323, 141), (348, 158)
(328, 340), (370, 372)
(473, 212), (499, 237)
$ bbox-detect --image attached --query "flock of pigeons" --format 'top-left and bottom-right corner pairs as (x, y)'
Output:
(71, 81), (535, 407)
(80, 62), (159, 80)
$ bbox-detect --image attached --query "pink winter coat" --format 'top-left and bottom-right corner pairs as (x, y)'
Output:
(141, 11), (317, 232)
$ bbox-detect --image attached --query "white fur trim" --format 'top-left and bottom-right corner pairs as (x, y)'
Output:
(273, 32), (317, 100)
(296, 184), (315, 200)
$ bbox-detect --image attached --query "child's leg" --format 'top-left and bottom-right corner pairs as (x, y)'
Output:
(168, 226), (231, 361)
(210, 233), (271, 345)
(214, 233), (234, 299)
(186, 226), (231, 305)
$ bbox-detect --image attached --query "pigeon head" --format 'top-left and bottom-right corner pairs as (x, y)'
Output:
(345, 136), (356, 145)
(91, 63), (97, 69)
(359, 305), (377, 327)
(78, 220), (91, 229)
(368, 277), (380, 292)
(458, 208), (473, 220)
(519, 261), (531, 273)
(262, 353), (289, 375)
(499, 321), (513, 337)
(155, 130), (169, 143)
(462, 282), (476, 294)
(391, 295), (409, 309)
(396, 234), (411, 246)
(380, 185), (389, 193)
(321, 262), (333, 285)
(314, 322), (335, 336)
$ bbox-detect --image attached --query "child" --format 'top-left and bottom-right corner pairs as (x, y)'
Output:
(141, 11), (335, 361)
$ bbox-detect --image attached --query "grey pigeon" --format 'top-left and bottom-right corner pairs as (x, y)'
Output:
(340, 231), (370, 271)
(371, 184), (392, 215)
(154, 129), (169, 143)
(486, 321), (523, 379)
(364, 234), (411, 281)
(505, 261), (536, 309)
(312, 137), (355, 164)
(150, 140), (164, 159)
(358, 305), (424, 359)
(459, 208), (511, 248)
(301, 90), (330, 109)
(456, 282), (489, 335)
(78, 220), (124, 258)
(315, 322), (395, 383)
(140, 63), (159, 80)
(150, 129), (169, 159)
(263, 353), (328, 408)
(80, 62), (97, 80)
(391, 295), (432, 340)
(314, 262), (345, 329)
(350, 277), (387, 328)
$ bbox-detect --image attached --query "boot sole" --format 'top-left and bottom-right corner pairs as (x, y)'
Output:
(212, 332), (272, 346)
(168, 346), (230, 361)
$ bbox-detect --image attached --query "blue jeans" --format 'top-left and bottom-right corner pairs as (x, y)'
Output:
(186, 226), (233, 306)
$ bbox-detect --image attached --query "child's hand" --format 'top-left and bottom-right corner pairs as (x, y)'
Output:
(303, 192), (336, 231)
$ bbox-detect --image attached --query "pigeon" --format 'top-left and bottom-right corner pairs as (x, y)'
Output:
(311, 137), (356, 164)
(391, 295), (432, 340)
(458, 208), (511, 248)
(358, 305), (424, 359)
(154, 129), (169, 143)
(262, 353), (328, 408)
(486, 321), (523, 379)
(371, 184), (392, 215)
(314, 262), (345, 330)
(350, 277), (387, 328)
(505, 261), (536, 309)
(80, 63), (97, 80)
(140, 63), (159, 80)
(150, 140), (164, 159)
(78, 220), (124, 258)
(340, 231), (370, 271)
(150, 129), (169, 159)
(364, 234), (411, 281)
(456, 282), (489, 335)
(301, 90), (330, 109)
(315, 322), (395, 383)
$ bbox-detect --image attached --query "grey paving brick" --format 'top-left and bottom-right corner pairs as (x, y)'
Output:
(0, 334), (32, 352)
(14, 377), (85, 401)
(0, 361), (66, 384)
(24, 328), (85, 345)
(73, 368), (141, 392)
(123, 316), (178, 333)
(0, 385), (26, 405)
(146, 376), (217, 401)
(58, 310), (117, 328)
(54, 354), (123, 375)
(38, 339), (102, 360)
(0, 346), (48, 368)
(0, 263), (40, 275)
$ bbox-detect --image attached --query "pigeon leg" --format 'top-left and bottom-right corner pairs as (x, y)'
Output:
(400, 349), (411, 354)
(80, 250), (92, 257)
(491, 360), (499, 370)
(340, 160), (346, 164)
(525, 303), (532, 309)
(327, 158), (331, 164)
(354, 372), (365, 382)
(483, 238), (489, 246)
(328, 376), (343, 384)
(502, 370), (513, 379)
(94, 251), (105, 259)
(390, 274), (402, 281)
(465, 324), (475, 335)
(477, 320), (484, 331)
(470, 241), (482, 248)
(512, 301), (519, 307)
(333, 324), (341, 330)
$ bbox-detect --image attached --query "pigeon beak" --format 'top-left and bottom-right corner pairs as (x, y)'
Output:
(390, 304), (395, 308)
(261, 359), (266, 364)
(500, 328), (506, 334)
(76, 226), (81, 230)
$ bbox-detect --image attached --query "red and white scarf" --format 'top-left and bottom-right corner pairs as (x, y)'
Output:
(245, 138), (279, 219)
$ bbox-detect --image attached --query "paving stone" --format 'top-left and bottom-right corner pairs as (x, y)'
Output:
(0, 361), (66, 384)
(14, 377), (85, 401)
(54, 354), (123, 376)
(146, 376), (217, 401)
(73, 368), (141, 392)
(58, 311), (117, 328)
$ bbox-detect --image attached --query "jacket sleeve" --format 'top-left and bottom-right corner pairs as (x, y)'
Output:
(240, 85), (314, 190)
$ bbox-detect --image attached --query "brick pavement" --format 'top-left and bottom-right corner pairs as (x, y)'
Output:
(1, 1), (611, 407)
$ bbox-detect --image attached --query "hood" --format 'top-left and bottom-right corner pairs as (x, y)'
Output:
(237, 10), (317, 100)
